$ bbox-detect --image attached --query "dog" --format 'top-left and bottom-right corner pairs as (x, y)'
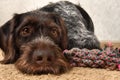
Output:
(0, 1), (100, 74)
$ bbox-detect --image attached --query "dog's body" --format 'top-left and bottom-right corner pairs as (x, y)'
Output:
(40, 1), (100, 49)
(0, 1), (100, 74)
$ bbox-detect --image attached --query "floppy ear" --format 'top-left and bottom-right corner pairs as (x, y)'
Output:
(51, 13), (68, 50)
(0, 14), (21, 64)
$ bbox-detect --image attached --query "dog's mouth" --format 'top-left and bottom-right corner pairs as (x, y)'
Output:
(15, 54), (71, 74)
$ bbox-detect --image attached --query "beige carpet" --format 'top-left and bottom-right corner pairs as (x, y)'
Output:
(0, 49), (120, 80)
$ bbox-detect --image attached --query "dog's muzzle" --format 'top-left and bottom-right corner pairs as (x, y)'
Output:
(15, 37), (71, 74)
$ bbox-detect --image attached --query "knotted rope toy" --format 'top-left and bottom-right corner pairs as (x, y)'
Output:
(63, 42), (120, 70)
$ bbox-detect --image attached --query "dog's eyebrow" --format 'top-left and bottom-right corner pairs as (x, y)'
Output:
(47, 24), (60, 30)
(15, 16), (40, 32)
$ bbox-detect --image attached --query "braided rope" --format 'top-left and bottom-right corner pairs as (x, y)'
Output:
(63, 43), (120, 70)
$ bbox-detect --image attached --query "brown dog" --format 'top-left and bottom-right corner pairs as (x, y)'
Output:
(0, 1), (100, 74)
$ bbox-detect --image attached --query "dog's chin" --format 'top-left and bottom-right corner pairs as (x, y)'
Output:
(15, 55), (71, 75)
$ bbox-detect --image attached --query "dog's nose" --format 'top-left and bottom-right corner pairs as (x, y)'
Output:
(33, 50), (55, 64)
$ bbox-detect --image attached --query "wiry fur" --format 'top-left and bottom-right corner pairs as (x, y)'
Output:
(40, 1), (100, 49)
(0, 1), (100, 74)
(16, 38), (70, 74)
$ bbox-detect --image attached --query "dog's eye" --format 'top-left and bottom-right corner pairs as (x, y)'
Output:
(51, 28), (57, 37)
(20, 26), (33, 37)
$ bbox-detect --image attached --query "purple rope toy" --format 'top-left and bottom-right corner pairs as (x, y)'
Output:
(63, 42), (120, 70)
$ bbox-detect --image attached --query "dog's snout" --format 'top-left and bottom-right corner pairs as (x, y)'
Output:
(33, 50), (55, 64)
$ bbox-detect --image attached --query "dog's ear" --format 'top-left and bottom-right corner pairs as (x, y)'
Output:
(0, 14), (21, 64)
(50, 13), (68, 50)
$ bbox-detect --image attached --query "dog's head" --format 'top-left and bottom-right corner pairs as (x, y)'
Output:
(0, 11), (71, 74)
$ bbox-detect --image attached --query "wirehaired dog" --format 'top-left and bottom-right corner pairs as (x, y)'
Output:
(0, 1), (100, 74)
